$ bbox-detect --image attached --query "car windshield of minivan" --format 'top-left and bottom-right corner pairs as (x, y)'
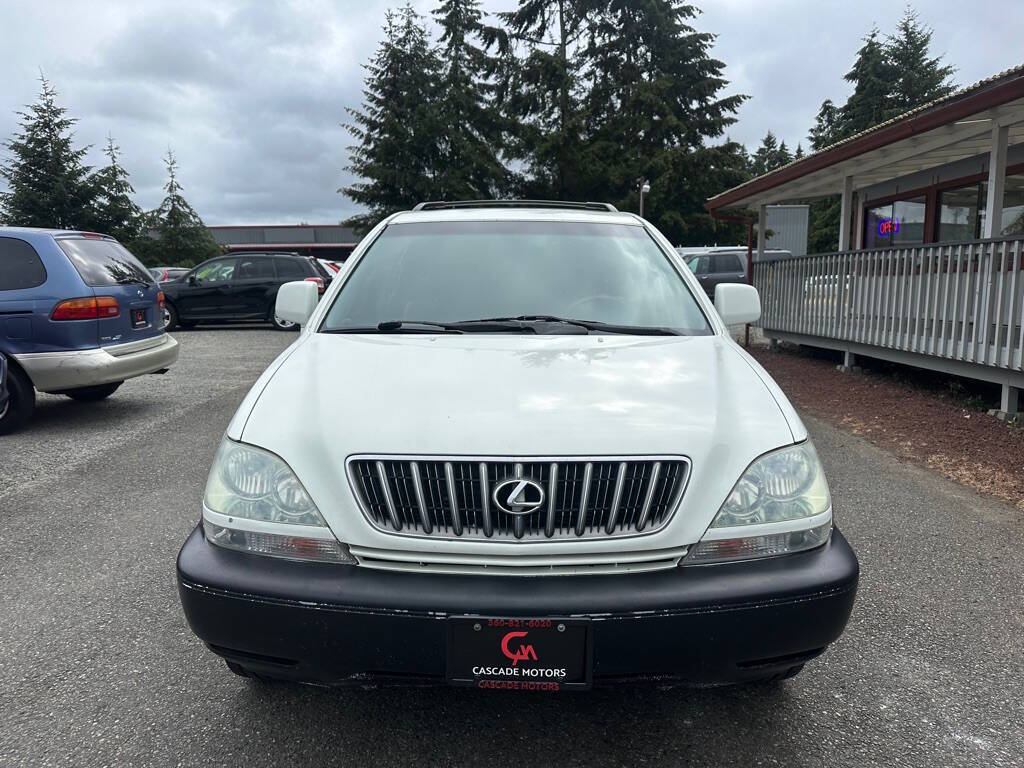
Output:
(57, 238), (154, 287)
(320, 221), (711, 335)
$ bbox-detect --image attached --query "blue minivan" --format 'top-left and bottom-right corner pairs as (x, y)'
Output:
(0, 228), (179, 434)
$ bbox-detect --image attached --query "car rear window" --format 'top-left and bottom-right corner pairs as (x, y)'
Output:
(713, 254), (745, 273)
(56, 238), (154, 287)
(275, 258), (307, 278)
(0, 237), (48, 291)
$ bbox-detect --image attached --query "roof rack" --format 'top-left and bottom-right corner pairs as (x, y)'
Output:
(412, 200), (618, 213)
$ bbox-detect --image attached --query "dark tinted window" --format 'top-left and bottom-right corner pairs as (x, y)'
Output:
(275, 258), (307, 278)
(237, 257), (277, 280)
(712, 254), (744, 273)
(0, 237), (47, 291)
(323, 220), (709, 333)
(57, 238), (153, 287)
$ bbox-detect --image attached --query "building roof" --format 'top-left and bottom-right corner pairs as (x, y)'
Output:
(208, 224), (359, 247)
(707, 63), (1024, 212)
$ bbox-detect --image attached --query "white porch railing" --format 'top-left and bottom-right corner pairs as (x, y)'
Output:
(751, 238), (1024, 373)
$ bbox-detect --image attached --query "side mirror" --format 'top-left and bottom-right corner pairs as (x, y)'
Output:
(276, 280), (319, 327)
(188, 275), (198, 286)
(714, 283), (761, 326)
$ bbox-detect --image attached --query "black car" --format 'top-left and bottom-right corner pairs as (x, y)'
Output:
(161, 252), (330, 331)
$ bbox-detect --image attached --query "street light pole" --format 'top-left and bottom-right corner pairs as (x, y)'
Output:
(638, 179), (650, 218)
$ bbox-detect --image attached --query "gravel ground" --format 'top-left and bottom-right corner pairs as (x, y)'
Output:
(1, 329), (1022, 767)
(750, 343), (1024, 511)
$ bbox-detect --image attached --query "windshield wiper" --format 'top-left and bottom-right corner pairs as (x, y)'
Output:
(470, 315), (683, 336)
(321, 321), (464, 334)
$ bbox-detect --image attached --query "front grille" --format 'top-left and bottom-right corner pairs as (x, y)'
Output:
(348, 456), (689, 540)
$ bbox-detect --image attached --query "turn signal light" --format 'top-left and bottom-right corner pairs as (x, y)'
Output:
(157, 291), (166, 310)
(51, 296), (120, 320)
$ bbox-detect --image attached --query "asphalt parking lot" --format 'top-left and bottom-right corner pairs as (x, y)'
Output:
(1, 329), (1022, 767)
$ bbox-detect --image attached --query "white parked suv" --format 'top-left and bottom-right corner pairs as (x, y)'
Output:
(176, 201), (858, 690)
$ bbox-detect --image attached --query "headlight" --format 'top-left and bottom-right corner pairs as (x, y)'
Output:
(685, 441), (832, 565)
(202, 438), (355, 564)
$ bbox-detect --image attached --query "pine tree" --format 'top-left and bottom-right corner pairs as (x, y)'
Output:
(133, 151), (219, 267)
(750, 131), (792, 176)
(808, 99), (841, 150)
(886, 7), (956, 113)
(498, 0), (594, 198)
(840, 28), (897, 136)
(578, 0), (746, 239)
(794, 142), (805, 160)
(0, 75), (96, 228)
(432, 0), (508, 199)
(89, 136), (142, 242)
(342, 6), (443, 233)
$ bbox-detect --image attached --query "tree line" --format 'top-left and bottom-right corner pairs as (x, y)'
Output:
(344, 3), (957, 249)
(343, 0), (750, 244)
(0, 76), (220, 266)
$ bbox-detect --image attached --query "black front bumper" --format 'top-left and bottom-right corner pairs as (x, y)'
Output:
(177, 525), (858, 687)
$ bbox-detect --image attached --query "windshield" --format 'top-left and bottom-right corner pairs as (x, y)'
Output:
(320, 221), (710, 334)
(58, 238), (154, 287)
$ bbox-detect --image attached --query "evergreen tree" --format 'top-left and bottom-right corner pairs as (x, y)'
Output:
(497, 0), (593, 198)
(342, 6), (443, 232)
(886, 7), (955, 113)
(808, 99), (841, 150)
(88, 136), (142, 242)
(804, 9), (957, 253)
(0, 75), (96, 228)
(581, 0), (746, 225)
(794, 142), (805, 160)
(750, 131), (792, 176)
(840, 28), (896, 136)
(432, 0), (508, 199)
(132, 151), (219, 267)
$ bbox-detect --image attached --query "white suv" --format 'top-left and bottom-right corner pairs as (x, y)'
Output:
(176, 201), (858, 690)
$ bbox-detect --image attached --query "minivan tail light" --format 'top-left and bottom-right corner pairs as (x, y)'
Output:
(304, 276), (325, 294)
(51, 296), (120, 320)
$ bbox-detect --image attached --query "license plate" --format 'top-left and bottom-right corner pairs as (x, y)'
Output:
(131, 308), (147, 328)
(446, 617), (591, 691)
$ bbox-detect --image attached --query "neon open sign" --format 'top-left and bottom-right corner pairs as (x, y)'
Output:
(878, 217), (900, 237)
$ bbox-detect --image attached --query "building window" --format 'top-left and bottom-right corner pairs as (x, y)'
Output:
(985, 174), (1024, 237)
(863, 196), (926, 248)
(938, 183), (982, 242)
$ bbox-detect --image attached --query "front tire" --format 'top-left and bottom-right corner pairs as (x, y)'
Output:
(0, 364), (35, 435)
(62, 382), (122, 402)
(270, 312), (299, 332)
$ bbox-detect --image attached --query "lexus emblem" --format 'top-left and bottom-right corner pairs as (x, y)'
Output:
(492, 478), (546, 515)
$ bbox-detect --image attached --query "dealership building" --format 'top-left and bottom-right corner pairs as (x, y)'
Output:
(706, 64), (1024, 417)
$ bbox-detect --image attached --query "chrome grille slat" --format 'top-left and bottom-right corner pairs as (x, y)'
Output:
(605, 461), (628, 534)
(443, 462), (463, 536)
(478, 462), (493, 537)
(374, 460), (402, 530)
(350, 456), (689, 540)
(409, 462), (432, 534)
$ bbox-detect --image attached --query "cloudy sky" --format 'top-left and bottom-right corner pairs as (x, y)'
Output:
(1, 0), (1021, 225)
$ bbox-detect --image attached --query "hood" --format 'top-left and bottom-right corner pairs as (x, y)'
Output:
(232, 333), (802, 550)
